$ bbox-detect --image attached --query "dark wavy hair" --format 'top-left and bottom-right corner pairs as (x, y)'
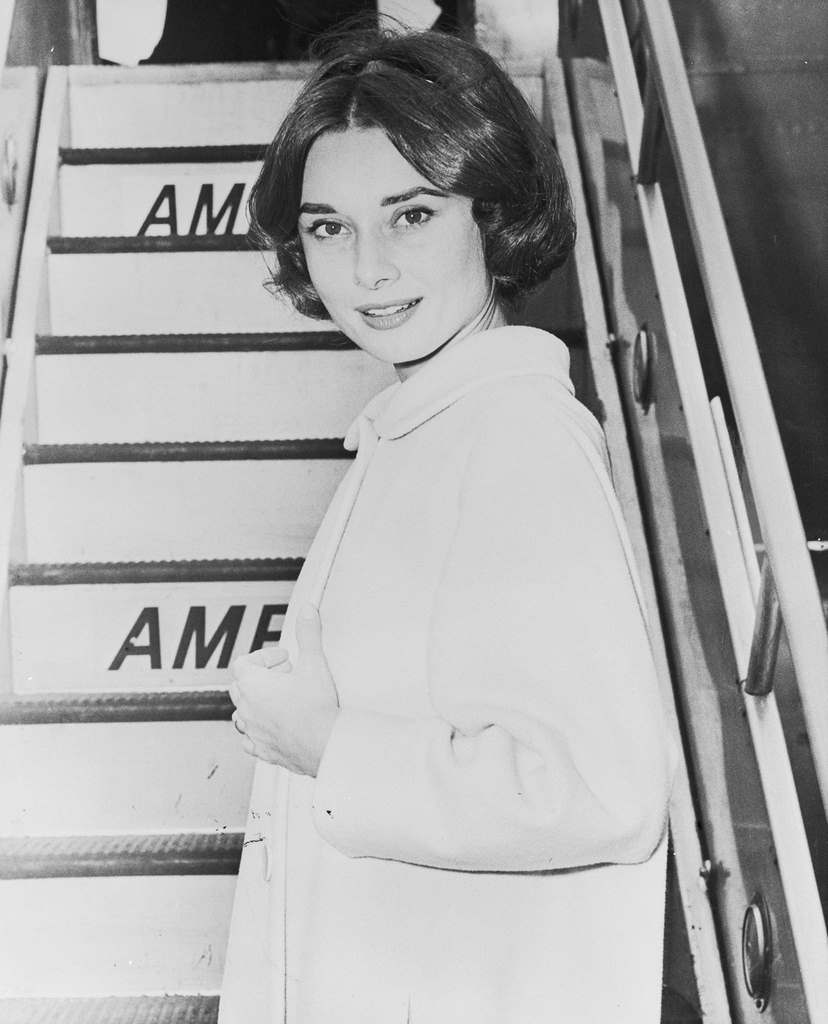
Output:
(249, 25), (576, 318)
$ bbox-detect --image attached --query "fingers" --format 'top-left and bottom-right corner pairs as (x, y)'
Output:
(230, 648), (291, 688)
(255, 645), (291, 668)
(295, 602), (323, 657)
(231, 711), (246, 735)
(241, 646), (290, 669)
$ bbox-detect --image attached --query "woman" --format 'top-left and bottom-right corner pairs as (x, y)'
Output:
(222, 26), (675, 1024)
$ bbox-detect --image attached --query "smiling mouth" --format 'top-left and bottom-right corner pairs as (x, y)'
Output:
(358, 298), (422, 330)
(360, 299), (420, 318)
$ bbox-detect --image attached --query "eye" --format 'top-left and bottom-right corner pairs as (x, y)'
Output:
(307, 220), (348, 240)
(396, 206), (433, 228)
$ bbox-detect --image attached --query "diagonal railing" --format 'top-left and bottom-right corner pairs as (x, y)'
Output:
(583, 1), (828, 1019)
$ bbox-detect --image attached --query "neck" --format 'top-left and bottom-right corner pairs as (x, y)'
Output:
(395, 290), (507, 382)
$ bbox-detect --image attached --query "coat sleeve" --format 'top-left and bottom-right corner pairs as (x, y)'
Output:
(312, 388), (675, 872)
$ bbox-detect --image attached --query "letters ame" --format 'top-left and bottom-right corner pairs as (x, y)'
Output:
(137, 182), (246, 236)
(109, 605), (286, 671)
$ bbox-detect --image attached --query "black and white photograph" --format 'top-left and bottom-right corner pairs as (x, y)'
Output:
(0, 2), (825, 1022)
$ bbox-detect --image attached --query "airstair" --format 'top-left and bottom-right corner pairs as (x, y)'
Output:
(0, 5), (826, 1023)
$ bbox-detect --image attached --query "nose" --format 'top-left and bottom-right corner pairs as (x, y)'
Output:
(353, 230), (399, 290)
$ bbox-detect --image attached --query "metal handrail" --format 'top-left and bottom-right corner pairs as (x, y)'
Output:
(588, 2), (828, 1017)
(632, 0), (828, 816)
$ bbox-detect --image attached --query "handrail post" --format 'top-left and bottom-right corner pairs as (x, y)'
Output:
(744, 560), (782, 697)
(637, 68), (662, 185)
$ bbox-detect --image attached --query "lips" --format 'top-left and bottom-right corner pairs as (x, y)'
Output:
(357, 298), (422, 330)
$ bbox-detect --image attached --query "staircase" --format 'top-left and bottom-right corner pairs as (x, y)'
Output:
(0, 62), (395, 1020)
(0, 55), (734, 1023)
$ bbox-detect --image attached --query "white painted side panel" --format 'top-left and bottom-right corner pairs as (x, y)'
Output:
(0, 69), (39, 337)
(59, 163), (258, 237)
(0, 874), (234, 995)
(35, 350), (395, 443)
(11, 579), (295, 691)
(23, 459), (347, 562)
(47, 251), (332, 334)
(0, 721), (252, 834)
(68, 77), (304, 147)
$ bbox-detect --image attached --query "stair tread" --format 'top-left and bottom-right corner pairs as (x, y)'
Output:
(61, 144), (264, 165)
(37, 331), (353, 354)
(0, 994), (219, 1024)
(9, 558), (303, 585)
(0, 690), (235, 725)
(0, 832), (244, 879)
(49, 235), (251, 254)
(23, 438), (351, 464)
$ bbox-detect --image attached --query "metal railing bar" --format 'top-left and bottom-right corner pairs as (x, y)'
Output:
(711, 401), (828, 1017)
(546, 55), (732, 1017)
(636, 0), (828, 813)
(593, 3), (828, 1015)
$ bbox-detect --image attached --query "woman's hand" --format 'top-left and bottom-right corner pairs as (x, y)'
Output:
(228, 603), (339, 777)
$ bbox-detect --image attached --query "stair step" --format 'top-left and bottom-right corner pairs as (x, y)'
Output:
(47, 250), (328, 334)
(22, 453), (348, 562)
(10, 564), (296, 690)
(34, 347), (395, 443)
(0, 832), (243, 879)
(0, 720), (252, 833)
(0, 873), (233, 994)
(0, 690), (232, 724)
(59, 161), (258, 237)
(66, 68), (306, 147)
(0, 994), (219, 1024)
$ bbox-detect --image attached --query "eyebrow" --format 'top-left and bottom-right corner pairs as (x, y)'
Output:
(299, 186), (449, 215)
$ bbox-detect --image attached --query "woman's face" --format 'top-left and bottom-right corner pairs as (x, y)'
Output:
(298, 127), (500, 377)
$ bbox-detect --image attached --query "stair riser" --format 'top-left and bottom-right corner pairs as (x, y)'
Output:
(0, 721), (252, 834)
(67, 74), (305, 147)
(11, 579), (294, 691)
(0, 874), (234, 995)
(23, 459), (347, 561)
(35, 350), (394, 443)
(59, 164), (257, 237)
(48, 251), (330, 334)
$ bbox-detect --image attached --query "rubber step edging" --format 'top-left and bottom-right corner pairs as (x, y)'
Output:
(23, 438), (351, 464)
(9, 558), (303, 586)
(0, 690), (235, 725)
(0, 832), (244, 879)
(0, 994), (220, 1024)
(61, 144), (265, 165)
(37, 331), (353, 354)
(48, 235), (251, 255)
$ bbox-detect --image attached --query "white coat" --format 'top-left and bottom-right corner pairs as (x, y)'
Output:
(219, 326), (676, 1024)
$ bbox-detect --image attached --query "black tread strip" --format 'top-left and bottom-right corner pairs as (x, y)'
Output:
(9, 558), (303, 586)
(0, 994), (219, 1024)
(23, 438), (350, 464)
(0, 690), (235, 725)
(37, 331), (353, 354)
(0, 832), (243, 879)
(48, 234), (253, 254)
(34, 330), (585, 354)
(61, 144), (265, 165)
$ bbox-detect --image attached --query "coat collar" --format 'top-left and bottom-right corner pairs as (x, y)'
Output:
(344, 326), (573, 449)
